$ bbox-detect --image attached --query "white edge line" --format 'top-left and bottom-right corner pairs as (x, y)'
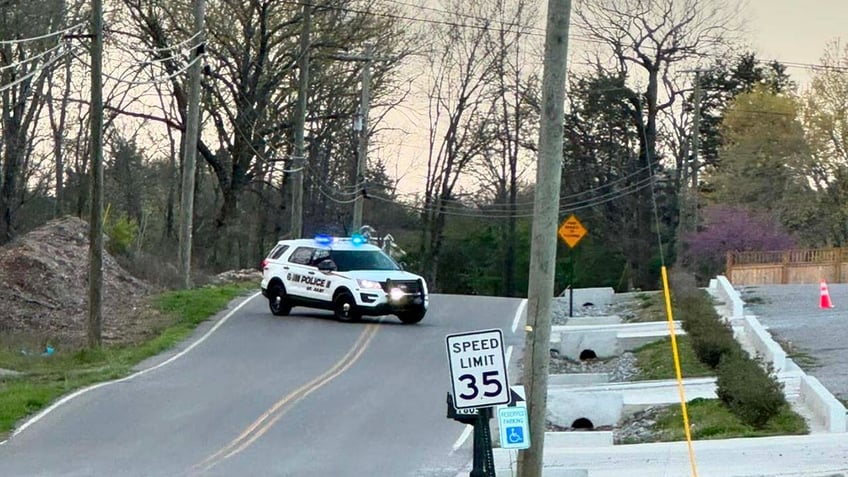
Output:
(506, 345), (514, 366)
(450, 424), (474, 454)
(512, 299), (527, 334)
(3, 291), (261, 442)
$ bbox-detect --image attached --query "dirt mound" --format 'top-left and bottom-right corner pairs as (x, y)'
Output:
(0, 216), (159, 347)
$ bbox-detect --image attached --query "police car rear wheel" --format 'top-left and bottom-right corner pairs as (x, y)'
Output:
(397, 309), (425, 324)
(333, 292), (361, 322)
(268, 284), (292, 316)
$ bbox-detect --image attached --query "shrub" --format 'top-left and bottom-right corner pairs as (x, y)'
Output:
(105, 214), (139, 256)
(716, 353), (787, 429)
(672, 275), (741, 368)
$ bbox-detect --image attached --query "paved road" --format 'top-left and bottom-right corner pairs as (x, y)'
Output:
(0, 293), (526, 477)
(739, 283), (848, 402)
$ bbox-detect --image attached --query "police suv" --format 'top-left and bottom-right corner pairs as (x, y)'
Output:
(260, 234), (429, 324)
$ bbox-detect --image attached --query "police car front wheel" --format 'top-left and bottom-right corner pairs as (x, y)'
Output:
(333, 292), (361, 322)
(397, 309), (426, 324)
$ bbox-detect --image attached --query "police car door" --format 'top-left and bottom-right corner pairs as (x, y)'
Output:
(285, 246), (315, 299)
(303, 248), (334, 302)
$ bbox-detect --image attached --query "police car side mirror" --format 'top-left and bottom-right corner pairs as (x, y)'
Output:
(317, 259), (337, 272)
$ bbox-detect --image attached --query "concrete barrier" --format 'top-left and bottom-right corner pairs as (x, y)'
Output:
(560, 315), (623, 326)
(715, 275), (745, 318)
(799, 374), (848, 432)
(547, 390), (623, 428)
(549, 373), (610, 386)
(741, 314), (788, 371)
(552, 321), (684, 358)
(544, 430), (614, 447)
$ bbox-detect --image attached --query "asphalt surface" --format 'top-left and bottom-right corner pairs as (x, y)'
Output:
(739, 283), (848, 402)
(0, 292), (526, 477)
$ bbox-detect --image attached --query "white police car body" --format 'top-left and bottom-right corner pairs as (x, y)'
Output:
(260, 235), (429, 324)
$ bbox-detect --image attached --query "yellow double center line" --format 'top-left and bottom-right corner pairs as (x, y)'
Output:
(192, 322), (381, 474)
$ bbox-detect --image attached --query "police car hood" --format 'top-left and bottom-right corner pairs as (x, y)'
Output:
(342, 270), (423, 283)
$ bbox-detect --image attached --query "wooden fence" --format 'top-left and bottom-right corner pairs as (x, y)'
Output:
(726, 248), (848, 285)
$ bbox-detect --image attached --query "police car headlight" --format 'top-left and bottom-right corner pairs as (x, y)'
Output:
(357, 279), (383, 290)
(389, 288), (406, 301)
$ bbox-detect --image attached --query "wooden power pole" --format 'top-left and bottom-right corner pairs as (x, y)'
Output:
(351, 43), (373, 232)
(178, 0), (206, 289)
(290, 4), (311, 239)
(87, 0), (104, 348)
(516, 0), (572, 476)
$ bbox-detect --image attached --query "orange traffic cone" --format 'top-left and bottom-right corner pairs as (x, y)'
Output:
(820, 279), (834, 309)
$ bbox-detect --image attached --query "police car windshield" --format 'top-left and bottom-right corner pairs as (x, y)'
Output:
(330, 250), (400, 272)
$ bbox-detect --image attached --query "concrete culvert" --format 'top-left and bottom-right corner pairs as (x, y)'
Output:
(572, 418), (594, 430)
(579, 349), (597, 360)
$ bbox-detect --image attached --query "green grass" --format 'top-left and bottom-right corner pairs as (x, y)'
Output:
(0, 281), (256, 439)
(632, 336), (714, 380)
(649, 398), (809, 442)
(628, 291), (668, 322)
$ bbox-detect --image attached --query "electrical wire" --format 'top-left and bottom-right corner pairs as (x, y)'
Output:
(71, 50), (201, 86)
(104, 30), (202, 56)
(0, 47), (72, 94)
(0, 22), (85, 45)
(366, 176), (656, 219)
(316, 183), (360, 204)
(0, 42), (66, 72)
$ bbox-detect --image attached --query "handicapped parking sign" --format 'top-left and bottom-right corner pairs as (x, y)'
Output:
(498, 406), (530, 449)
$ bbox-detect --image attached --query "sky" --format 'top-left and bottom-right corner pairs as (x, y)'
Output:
(386, 0), (848, 196)
(746, 0), (846, 89)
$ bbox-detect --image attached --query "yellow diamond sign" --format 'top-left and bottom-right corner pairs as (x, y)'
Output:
(558, 214), (587, 248)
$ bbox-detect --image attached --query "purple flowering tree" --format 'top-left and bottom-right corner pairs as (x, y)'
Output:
(681, 204), (797, 281)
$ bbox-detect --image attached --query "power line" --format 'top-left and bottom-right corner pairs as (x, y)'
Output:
(0, 42), (66, 73)
(0, 46), (74, 93)
(364, 173), (655, 219)
(0, 22), (85, 45)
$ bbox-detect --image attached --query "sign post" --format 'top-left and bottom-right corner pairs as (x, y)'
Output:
(558, 214), (587, 317)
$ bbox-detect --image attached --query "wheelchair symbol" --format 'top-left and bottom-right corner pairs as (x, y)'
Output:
(506, 426), (524, 444)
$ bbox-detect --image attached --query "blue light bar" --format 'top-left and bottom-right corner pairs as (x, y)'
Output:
(314, 234), (333, 246)
(350, 233), (366, 246)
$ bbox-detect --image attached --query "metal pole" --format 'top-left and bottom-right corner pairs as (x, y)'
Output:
(178, 0), (205, 289)
(516, 0), (571, 475)
(87, 0), (104, 348)
(351, 43), (372, 232)
(291, 4), (310, 239)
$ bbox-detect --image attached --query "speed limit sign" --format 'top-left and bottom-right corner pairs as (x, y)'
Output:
(446, 329), (510, 409)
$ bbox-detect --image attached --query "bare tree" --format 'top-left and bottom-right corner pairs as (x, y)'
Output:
(0, 0), (67, 242)
(420, 0), (501, 290)
(473, 0), (540, 297)
(117, 0), (411, 268)
(573, 0), (740, 288)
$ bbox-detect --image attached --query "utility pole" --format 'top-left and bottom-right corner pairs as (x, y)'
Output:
(178, 0), (206, 289)
(516, 0), (571, 476)
(351, 43), (373, 232)
(87, 0), (104, 348)
(290, 4), (311, 239)
(690, 70), (703, 228)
